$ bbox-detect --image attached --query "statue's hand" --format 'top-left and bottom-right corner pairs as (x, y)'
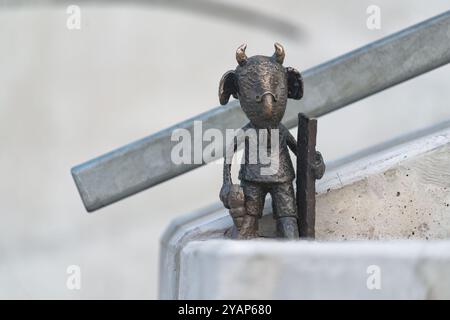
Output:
(219, 183), (231, 209)
(313, 151), (325, 179)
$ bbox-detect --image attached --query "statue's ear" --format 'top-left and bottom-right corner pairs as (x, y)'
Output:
(219, 70), (238, 105)
(286, 67), (303, 100)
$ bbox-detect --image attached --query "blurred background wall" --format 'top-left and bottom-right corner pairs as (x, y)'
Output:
(0, 0), (449, 299)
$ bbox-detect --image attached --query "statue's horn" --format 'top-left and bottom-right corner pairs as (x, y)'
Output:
(273, 42), (285, 64)
(236, 43), (248, 66)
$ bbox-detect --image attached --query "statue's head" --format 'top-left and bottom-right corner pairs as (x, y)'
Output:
(219, 43), (303, 128)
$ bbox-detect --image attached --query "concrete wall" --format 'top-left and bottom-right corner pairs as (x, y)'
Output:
(179, 240), (450, 299)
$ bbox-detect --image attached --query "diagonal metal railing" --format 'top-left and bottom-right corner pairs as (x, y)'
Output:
(72, 11), (450, 212)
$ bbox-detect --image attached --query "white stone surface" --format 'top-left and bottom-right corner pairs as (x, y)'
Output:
(160, 124), (450, 299)
(179, 240), (450, 299)
(315, 123), (450, 241)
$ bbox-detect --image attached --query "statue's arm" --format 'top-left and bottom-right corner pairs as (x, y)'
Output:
(220, 136), (238, 209)
(284, 125), (325, 179)
(285, 126), (298, 157)
(223, 137), (236, 184)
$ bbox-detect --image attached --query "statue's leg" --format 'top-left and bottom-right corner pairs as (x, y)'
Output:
(240, 181), (266, 239)
(270, 182), (299, 239)
(227, 185), (246, 238)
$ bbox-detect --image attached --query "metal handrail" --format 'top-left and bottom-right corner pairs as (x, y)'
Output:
(72, 11), (450, 212)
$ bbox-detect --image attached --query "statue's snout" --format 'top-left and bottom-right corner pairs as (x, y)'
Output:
(258, 92), (276, 119)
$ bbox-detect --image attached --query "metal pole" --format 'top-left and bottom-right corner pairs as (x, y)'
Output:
(297, 114), (320, 238)
(72, 11), (450, 212)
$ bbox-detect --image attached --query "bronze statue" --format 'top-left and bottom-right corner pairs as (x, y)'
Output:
(218, 43), (325, 239)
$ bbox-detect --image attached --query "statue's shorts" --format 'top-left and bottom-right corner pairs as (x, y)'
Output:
(241, 180), (297, 219)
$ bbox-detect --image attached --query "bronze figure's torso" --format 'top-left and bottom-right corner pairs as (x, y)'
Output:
(239, 122), (295, 183)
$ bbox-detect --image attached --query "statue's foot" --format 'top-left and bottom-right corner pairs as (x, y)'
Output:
(276, 217), (299, 239)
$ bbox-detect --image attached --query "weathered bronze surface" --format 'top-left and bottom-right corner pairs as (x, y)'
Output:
(219, 43), (325, 239)
(297, 114), (324, 238)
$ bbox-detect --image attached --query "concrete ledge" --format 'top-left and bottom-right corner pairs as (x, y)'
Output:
(159, 123), (450, 299)
(179, 240), (450, 299)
